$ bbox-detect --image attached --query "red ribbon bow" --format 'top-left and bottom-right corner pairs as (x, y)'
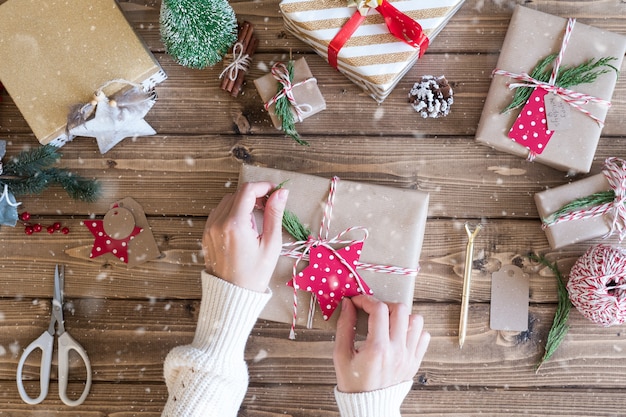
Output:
(327, 0), (429, 70)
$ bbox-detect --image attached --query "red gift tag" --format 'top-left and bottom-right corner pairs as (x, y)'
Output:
(508, 88), (554, 155)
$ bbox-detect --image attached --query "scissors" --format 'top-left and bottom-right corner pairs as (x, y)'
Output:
(16, 265), (92, 406)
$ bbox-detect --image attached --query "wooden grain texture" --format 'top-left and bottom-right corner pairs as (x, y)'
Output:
(1, 0), (626, 415)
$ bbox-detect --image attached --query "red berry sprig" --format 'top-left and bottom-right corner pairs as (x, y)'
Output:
(20, 212), (70, 235)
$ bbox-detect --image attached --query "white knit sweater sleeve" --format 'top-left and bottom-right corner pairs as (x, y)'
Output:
(334, 380), (413, 417)
(161, 271), (271, 417)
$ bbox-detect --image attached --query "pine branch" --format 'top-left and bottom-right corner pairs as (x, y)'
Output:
(0, 144), (100, 201)
(3, 144), (60, 176)
(503, 55), (619, 113)
(530, 254), (572, 372)
(274, 60), (309, 146)
(47, 168), (101, 202)
(543, 190), (615, 225)
(270, 181), (311, 241)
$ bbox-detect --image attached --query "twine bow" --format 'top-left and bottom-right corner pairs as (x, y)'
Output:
(264, 63), (315, 122)
(493, 18), (611, 160)
(543, 157), (626, 241)
(219, 42), (251, 82)
(280, 176), (419, 339)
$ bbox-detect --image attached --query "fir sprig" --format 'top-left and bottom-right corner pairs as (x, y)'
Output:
(274, 60), (309, 146)
(543, 190), (615, 225)
(1, 144), (100, 202)
(530, 254), (572, 372)
(503, 55), (619, 112)
(270, 181), (311, 241)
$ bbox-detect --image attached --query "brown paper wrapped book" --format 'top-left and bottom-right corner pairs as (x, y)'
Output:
(240, 165), (429, 334)
(0, 0), (166, 146)
(476, 6), (626, 174)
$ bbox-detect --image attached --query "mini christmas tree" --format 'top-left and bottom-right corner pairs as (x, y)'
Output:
(160, 0), (237, 69)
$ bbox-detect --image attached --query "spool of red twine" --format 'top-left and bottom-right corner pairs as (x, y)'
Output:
(567, 244), (626, 327)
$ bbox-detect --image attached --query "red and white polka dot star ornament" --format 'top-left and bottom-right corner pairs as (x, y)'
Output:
(84, 206), (142, 263)
(288, 241), (373, 320)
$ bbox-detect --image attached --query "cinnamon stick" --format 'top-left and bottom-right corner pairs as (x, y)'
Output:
(220, 21), (251, 91)
(230, 35), (258, 97)
(225, 22), (254, 94)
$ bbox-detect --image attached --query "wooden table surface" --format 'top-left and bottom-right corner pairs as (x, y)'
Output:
(1, 0), (626, 415)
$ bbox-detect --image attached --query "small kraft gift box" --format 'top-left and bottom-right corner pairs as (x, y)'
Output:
(279, 0), (465, 103)
(476, 6), (626, 174)
(240, 165), (429, 337)
(0, 0), (167, 146)
(254, 58), (326, 131)
(535, 157), (626, 249)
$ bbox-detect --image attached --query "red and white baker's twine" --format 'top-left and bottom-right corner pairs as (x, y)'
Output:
(280, 176), (419, 339)
(567, 244), (626, 327)
(542, 157), (626, 241)
(264, 63), (315, 122)
(219, 42), (251, 81)
(493, 18), (611, 161)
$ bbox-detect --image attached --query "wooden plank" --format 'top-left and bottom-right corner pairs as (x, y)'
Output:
(2, 381), (626, 416)
(4, 299), (626, 389)
(1, 133), (624, 220)
(0, 216), (614, 301)
(3, 52), (625, 137)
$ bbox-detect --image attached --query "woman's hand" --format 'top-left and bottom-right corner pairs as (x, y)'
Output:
(202, 182), (289, 292)
(333, 295), (430, 393)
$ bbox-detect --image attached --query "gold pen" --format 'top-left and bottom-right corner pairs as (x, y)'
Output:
(459, 223), (481, 349)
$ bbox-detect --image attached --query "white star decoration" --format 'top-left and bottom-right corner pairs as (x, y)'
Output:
(69, 88), (157, 154)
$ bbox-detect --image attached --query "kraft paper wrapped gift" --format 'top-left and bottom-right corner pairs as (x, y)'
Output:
(239, 165), (429, 332)
(0, 0), (166, 146)
(476, 6), (626, 174)
(279, 0), (465, 103)
(534, 158), (626, 249)
(254, 58), (326, 130)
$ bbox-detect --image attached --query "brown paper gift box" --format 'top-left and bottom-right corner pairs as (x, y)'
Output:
(475, 6), (626, 174)
(535, 174), (614, 249)
(254, 58), (326, 130)
(239, 165), (429, 332)
(0, 0), (166, 146)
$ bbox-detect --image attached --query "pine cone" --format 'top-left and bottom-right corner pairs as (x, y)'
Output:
(408, 75), (453, 118)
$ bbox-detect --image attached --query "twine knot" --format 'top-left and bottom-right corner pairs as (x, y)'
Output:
(264, 63), (315, 122)
(219, 42), (251, 82)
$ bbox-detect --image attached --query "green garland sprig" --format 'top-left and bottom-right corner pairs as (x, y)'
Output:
(530, 254), (572, 372)
(543, 190), (615, 225)
(503, 54), (619, 113)
(272, 181), (310, 240)
(0, 144), (100, 202)
(274, 60), (309, 147)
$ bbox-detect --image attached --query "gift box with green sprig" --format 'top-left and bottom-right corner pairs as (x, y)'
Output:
(240, 165), (429, 338)
(476, 6), (626, 174)
(534, 157), (626, 249)
(0, 141), (99, 228)
(254, 58), (326, 146)
(279, 0), (465, 103)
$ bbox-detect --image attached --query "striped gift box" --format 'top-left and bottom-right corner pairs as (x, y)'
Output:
(280, 0), (465, 102)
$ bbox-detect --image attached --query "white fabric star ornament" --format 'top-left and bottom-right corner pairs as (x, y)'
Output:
(69, 87), (157, 153)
